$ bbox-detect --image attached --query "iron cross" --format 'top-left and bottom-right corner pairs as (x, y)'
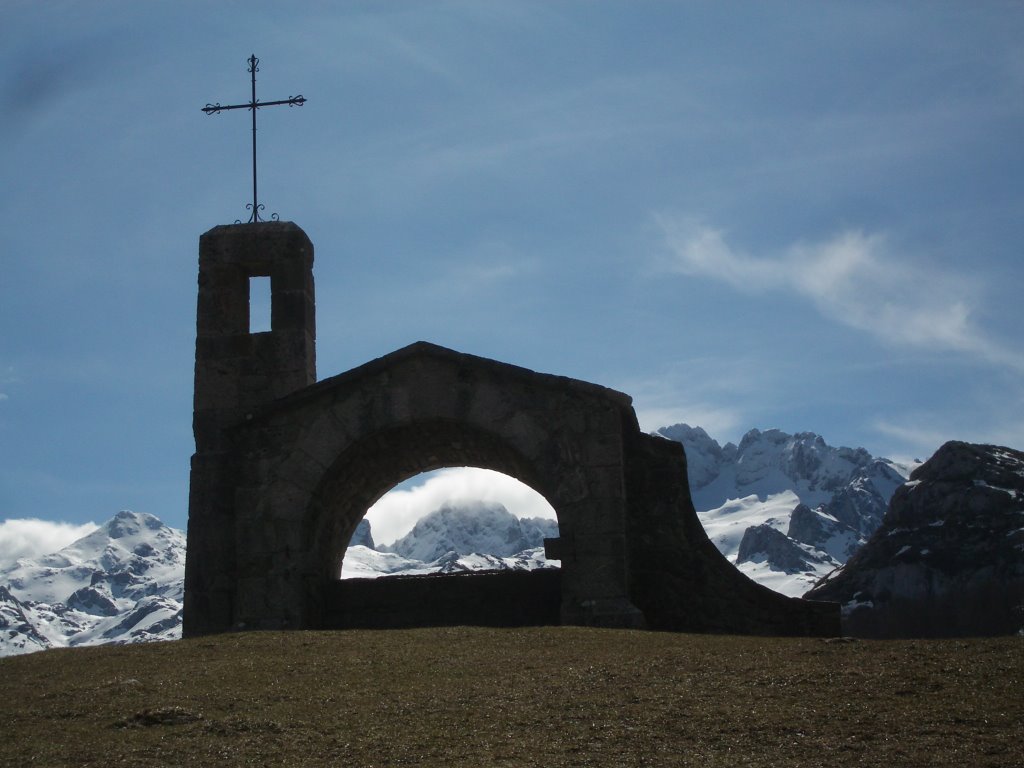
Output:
(202, 54), (306, 223)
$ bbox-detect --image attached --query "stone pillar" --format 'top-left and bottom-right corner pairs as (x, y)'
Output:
(184, 222), (315, 637)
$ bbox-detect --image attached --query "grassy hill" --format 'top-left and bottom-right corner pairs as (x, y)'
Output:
(2, 627), (1020, 767)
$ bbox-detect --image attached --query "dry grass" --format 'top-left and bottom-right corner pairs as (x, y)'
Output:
(1, 627), (1020, 767)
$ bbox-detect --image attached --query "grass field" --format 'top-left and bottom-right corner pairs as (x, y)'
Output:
(1, 627), (1020, 767)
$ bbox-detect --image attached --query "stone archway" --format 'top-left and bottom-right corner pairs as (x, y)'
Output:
(221, 339), (643, 633)
(304, 419), (556, 583)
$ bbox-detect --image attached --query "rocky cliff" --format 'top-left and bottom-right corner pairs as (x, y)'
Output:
(806, 441), (1024, 637)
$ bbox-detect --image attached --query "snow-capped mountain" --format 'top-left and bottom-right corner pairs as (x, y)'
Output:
(0, 511), (185, 656)
(655, 424), (913, 596)
(341, 501), (558, 579)
(1, 505), (558, 656)
(380, 501), (558, 562)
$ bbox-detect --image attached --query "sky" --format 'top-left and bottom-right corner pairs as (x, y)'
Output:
(2, 2), (1022, 554)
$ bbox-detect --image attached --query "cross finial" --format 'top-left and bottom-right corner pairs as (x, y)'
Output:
(202, 54), (306, 223)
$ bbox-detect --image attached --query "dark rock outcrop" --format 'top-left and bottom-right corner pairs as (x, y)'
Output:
(806, 441), (1024, 637)
(66, 586), (119, 616)
(786, 504), (861, 562)
(736, 523), (832, 574)
(823, 461), (902, 537)
(349, 519), (375, 550)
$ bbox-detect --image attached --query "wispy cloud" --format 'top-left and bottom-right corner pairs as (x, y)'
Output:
(364, 467), (555, 546)
(874, 407), (1024, 461)
(614, 355), (792, 444)
(871, 420), (952, 462)
(656, 217), (1024, 372)
(0, 366), (16, 401)
(626, 381), (744, 441)
(0, 518), (98, 564)
(433, 251), (537, 295)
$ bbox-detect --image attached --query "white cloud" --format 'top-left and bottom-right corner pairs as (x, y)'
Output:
(365, 467), (555, 546)
(0, 518), (98, 564)
(657, 217), (1024, 372)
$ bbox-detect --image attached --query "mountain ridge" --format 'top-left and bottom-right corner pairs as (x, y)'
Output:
(0, 424), (934, 654)
(1, 505), (560, 656)
(0, 511), (185, 656)
(379, 500), (558, 562)
(655, 423), (913, 595)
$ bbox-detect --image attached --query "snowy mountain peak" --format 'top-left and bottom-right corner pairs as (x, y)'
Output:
(0, 510), (185, 656)
(103, 510), (166, 539)
(655, 423), (891, 507)
(655, 423), (910, 596)
(383, 501), (559, 563)
(732, 428), (872, 495)
(35, 510), (183, 577)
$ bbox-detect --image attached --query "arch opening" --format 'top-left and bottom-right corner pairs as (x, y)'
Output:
(305, 420), (568, 629)
(248, 274), (272, 333)
(340, 466), (560, 579)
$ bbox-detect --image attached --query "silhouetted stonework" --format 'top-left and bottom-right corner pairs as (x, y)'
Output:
(324, 570), (562, 630)
(184, 222), (839, 637)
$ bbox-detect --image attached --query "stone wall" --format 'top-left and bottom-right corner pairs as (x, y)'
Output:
(227, 340), (644, 632)
(324, 570), (561, 630)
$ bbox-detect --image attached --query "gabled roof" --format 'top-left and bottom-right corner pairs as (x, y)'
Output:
(258, 340), (633, 418)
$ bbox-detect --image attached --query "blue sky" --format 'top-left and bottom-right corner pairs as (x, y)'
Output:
(1, 2), (1022, 547)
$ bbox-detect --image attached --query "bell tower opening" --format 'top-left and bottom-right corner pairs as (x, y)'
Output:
(248, 274), (272, 333)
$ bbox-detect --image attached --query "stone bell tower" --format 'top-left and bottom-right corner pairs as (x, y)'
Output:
(184, 221), (315, 635)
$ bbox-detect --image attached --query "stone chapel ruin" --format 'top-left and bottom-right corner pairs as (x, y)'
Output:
(183, 221), (839, 637)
